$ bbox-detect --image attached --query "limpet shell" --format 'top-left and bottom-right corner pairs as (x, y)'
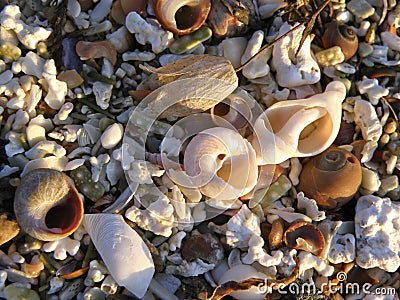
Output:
(14, 169), (84, 241)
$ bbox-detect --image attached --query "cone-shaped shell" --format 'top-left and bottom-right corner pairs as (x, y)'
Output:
(252, 81), (346, 165)
(83, 214), (154, 298)
(297, 147), (362, 210)
(14, 169), (83, 241)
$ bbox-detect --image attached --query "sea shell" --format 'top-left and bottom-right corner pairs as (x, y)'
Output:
(297, 147), (362, 210)
(283, 221), (325, 256)
(168, 127), (258, 201)
(322, 21), (359, 61)
(251, 81), (347, 165)
(154, 0), (211, 35)
(14, 169), (84, 241)
(82, 214), (155, 298)
(210, 93), (252, 130)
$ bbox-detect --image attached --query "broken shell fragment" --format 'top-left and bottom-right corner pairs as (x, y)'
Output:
(83, 214), (155, 298)
(322, 21), (359, 61)
(154, 0), (211, 35)
(283, 221), (325, 256)
(268, 218), (284, 250)
(252, 81), (346, 165)
(75, 40), (117, 65)
(297, 147), (362, 210)
(14, 169), (84, 241)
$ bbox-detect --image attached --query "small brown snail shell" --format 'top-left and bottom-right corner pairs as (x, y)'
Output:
(283, 221), (325, 256)
(322, 21), (358, 61)
(154, 0), (211, 35)
(14, 169), (84, 241)
(297, 147), (362, 210)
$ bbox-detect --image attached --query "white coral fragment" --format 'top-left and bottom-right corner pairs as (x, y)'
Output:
(166, 258), (214, 277)
(356, 78), (389, 105)
(226, 205), (260, 249)
(25, 140), (66, 160)
(42, 60), (67, 110)
(296, 192), (326, 221)
(241, 30), (271, 79)
(328, 233), (355, 264)
(125, 12), (173, 54)
(242, 235), (283, 267)
(92, 81), (113, 110)
(298, 251), (334, 277)
(0, 4), (52, 49)
(125, 195), (175, 237)
(271, 22), (320, 88)
(42, 237), (80, 260)
(355, 195), (400, 272)
(353, 98), (383, 162)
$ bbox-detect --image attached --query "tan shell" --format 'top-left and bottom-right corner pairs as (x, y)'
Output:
(283, 221), (325, 256)
(154, 0), (211, 35)
(297, 147), (362, 210)
(138, 55), (238, 119)
(322, 21), (358, 61)
(168, 127), (258, 201)
(14, 169), (84, 241)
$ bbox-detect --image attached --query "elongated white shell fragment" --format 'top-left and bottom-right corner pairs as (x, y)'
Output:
(83, 214), (155, 298)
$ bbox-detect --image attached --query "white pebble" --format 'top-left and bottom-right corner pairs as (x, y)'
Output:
(101, 123), (123, 149)
(26, 124), (46, 147)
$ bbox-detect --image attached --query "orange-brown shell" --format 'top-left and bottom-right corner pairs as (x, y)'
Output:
(283, 221), (325, 256)
(297, 147), (362, 210)
(322, 21), (358, 61)
(154, 0), (211, 35)
(14, 169), (84, 241)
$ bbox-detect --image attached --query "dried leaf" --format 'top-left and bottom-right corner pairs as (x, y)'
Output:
(138, 55), (238, 119)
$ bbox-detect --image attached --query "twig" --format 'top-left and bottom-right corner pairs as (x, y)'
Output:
(236, 0), (331, 73)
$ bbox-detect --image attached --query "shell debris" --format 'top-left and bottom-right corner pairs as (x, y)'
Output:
(1, 0), (400, 298)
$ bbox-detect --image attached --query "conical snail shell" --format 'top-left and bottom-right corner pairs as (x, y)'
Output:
(297, 147), (362, 210)
(252, 81), (346, 165)
(14, 169), (84, 241)
(82, 214), (154, 298)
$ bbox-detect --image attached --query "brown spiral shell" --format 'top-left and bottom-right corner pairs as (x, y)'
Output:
(322, 21), (359, 61)
(154, 0), (211, 35)
(297, 147), (362, 210)
(14, 169), (84, 241)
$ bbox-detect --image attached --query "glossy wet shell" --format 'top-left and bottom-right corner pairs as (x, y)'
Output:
(14, 169), (84, 241)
